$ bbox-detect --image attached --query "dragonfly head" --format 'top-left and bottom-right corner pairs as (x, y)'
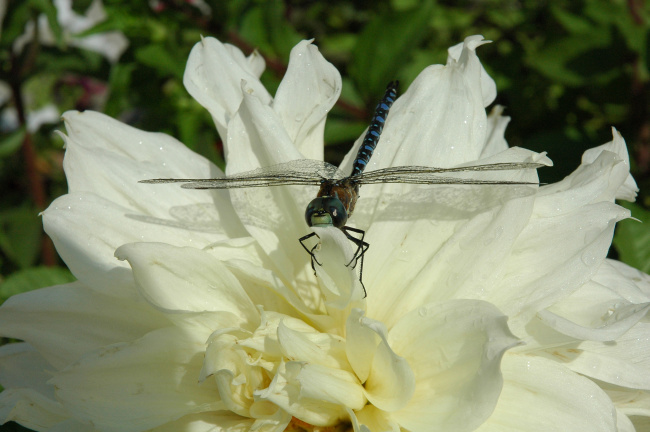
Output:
(305, 196), (348, 228)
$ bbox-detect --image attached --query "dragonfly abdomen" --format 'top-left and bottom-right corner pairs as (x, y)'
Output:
(350, 81), (399, 177)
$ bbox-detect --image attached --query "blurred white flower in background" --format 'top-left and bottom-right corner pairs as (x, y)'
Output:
(0, 35), (648, 432)
(11, 0), (128, 63)
(0, 0), (126, 134)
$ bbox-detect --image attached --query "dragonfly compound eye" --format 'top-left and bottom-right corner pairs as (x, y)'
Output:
(305, 197), (348, 229)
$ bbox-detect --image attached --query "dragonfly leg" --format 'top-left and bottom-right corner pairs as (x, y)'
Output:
(342, 226), (369, 298)
(342, 226), (369, 268)
(299, 232), (322, 272)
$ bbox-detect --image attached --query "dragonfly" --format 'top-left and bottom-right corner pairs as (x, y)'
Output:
(141, 81), (545, 296)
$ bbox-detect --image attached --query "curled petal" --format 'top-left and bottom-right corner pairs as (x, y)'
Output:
(539, 258), (650, 342)
(447, 35), (496, 107)
(183, 37), (270, 135)
(115, 242), (258, 322)
(255, 361), (359, 426)
(273, 40), (341, 160)
(345, 309), (415, 412)
(345, 308), (383, 383)
(581, 128), (638, 201)
(388, 300), (519, 432)
(545, 321), (650, 389)
(277, 320), (351, 372)
(349, 405), (400, 432)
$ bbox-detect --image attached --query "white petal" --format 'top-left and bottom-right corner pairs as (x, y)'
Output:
(596, 258), (650, 299)
(363, 330), (414, 412)
(481, 105), (511, 158)
(475, 355), (617, 432)
(616, 408), (638, 432)
(388, 300), (519, 432)
(364, 169), (538, 326)
(115, 242), (258, 322)
(447, 35), (496, 107)
(537, 132), (635, 212)
(50, 327), (222, 432)
(255, 361), (350, 426)
(351, 405), (401, 432)
(311, 226), (364, 307)
(273, 40), (342, 160)
(48, 418), (94, 432)
(225, 83), (305, 169)
(62, 110), (217, 185)
(606, 386), (650, 419)
(277, 320), (351, 372)
(221, 94), (320, 284)
(345, 308), (381, 383)
(61, 110), (241, 231)
(581, 128), (638, 201)
(205, 239), (332, 326)
(340, 35), (494, 173)
(147, 412), (258, 432)
(70, 31), (128, 63)
(293, 362), (365, 409)
(26, 104), (59, 132)
(0, 388), (70, 431)
(0, 282), (167, 369)
(500, 201), (628, 326)
(546, 321), (650, 389)
(183, 37), (270, 136)
(345, 309), (415, 412)
(0, 343), (54, 397)
(538, 261), (650, 341)
(43, 193), (226, 293)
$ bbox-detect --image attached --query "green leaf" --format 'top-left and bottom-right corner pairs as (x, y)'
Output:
(350, 1), (434, 99)
(0, 206), (42, 269)
(551, 6), (594, 34)
(324, 118), (367, 146)
(0, 128), (26, 158)
(0, 2), (33, 49)
(30, 0), (64, 49)
(239, 2), (302, 59)
(135, 44), (185, 78)
(525, 31), (624, 87)
(263, 1), (303, 59)
(613, 201), (650, 274)
(0, 266), (76, 302)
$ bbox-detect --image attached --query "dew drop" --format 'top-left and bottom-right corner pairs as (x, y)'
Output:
(580, 249), (598, 267)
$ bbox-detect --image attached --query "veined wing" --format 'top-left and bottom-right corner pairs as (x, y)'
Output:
(353, 161), (546, 185)
(140, 159), (343, 190)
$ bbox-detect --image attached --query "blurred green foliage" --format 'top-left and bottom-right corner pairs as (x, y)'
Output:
(0, 0), (649, 350)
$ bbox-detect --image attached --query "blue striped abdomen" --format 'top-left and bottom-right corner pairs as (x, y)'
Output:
(351, 81), (399, 177)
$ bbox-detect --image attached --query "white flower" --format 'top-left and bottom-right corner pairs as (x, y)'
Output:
(12, 0), (128, 63)
(0, 81), (60, 133)
(1, 35), (649, 432)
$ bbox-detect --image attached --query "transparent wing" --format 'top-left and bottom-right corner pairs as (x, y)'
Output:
(139, 159), (343, 189)
(353, 161), (546, 185)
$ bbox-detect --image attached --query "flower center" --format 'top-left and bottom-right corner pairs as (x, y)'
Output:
(286, 417), (352, 432)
